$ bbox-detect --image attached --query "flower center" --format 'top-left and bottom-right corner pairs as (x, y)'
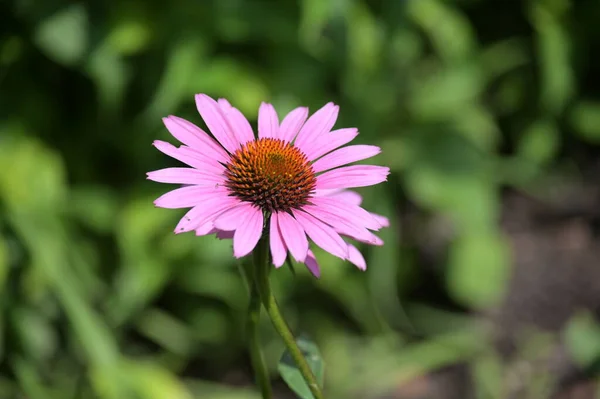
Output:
(224, 138), (316, 212)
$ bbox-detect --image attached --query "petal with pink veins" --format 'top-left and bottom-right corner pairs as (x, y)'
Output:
(316, 165), (390, 190)
(292, 210), (348, 260)
(309, 196), (381, 230)
(154, 185), (229, 208)
(279, 107), (308, 143)
(233, 206), (264, 258)
(195, 94), (241, 153)
(270, 212), (287, 267)
(303, 128), (359, 161)
(347, 244), (366, 270)
(147, 167), (224, 186)
(302, 205), (378, 245)
(277, 212), (309, 262)
(311, 145), (381, 173)
(174, 196), (240, 233)
(162, 116), (229, 163)
(304, 250), (321, 278)
(325, 190), (363, 206)
(213, 202), (256, 231)
(152, 141), (225, 174)
(294, 103), (339, 154)
(218, 98), (255, 144)
(258, 102), (279, 139)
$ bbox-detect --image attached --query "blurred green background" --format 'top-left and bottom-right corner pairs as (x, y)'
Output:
(2, 0), (600, 398)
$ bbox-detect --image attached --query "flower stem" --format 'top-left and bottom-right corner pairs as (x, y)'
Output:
(240, 261), (273, 399)
(253, 235), (325, 399)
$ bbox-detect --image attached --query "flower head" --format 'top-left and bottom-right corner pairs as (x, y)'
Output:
(148, 94), (389, 277)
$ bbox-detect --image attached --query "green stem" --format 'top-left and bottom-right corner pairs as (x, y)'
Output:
(253, 234), (325, 399)
(240, 262), (273, 399)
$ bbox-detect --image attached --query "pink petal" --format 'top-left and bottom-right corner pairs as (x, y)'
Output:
(152, 141), (226, 174)
(304, 250), (321, 278)
(292, 210), (348, 260)
(219, 98), (255, 145)
(162, 116), (229, 163)
(302, 204), (378, 245)
(195, 94), (241, 153)
(277, 212), (309, 262)
(347, 244), (366, 270)
(309, 196), (382, 230)
(154, 186), (229, 209)
(279, 107), (309, 143)
(325, 190), (363, 206)
(213, 202), (254, 231)
(294, 103), (339, 154)
(270, 212), (287, 267)
(303, 128), (359, 161)
(345, 230), (384, 246)
(233, 206), (264, 258)
(316, 165), (390, 190)
(195, 221), (217, 236)
(258, 102), (279, 139)
(311, 145), (381, 173)
(371, 213), (390, 228)
(147, 167), (224, 186)
(174, 196), (240, 233)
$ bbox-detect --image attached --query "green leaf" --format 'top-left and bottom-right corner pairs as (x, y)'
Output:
(447, 231), (510, 309)
(278, 336), (324, 399)
(565, 311), (600, 369)
(33, 4), (88, 66)
(518, 119), (560, 165)
(570, 101), (600, 143)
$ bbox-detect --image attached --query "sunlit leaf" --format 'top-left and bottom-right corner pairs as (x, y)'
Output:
(447, 231), (511, 309)
(33, 4), (88, 66)
(278, 336), (325, 399)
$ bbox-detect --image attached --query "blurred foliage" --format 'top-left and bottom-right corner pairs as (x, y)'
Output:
(1, 0), (600, 398)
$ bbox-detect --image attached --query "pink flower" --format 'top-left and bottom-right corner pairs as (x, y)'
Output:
(148, 94), (390, 277)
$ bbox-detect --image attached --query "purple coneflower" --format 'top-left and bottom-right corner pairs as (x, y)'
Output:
(148, 94), (389, 276)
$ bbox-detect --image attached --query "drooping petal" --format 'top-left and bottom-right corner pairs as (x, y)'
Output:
(162, 116), (229, 163)
(294, 103), (339, 154)
(195, 94), (241, 153)
(270, 212), (287, 267)
(292, 210), (348, 260)
(371, 213), (390, 227)
(152, 141), (225, 174)
(154, 185), (229, 208)
(316, 165), (390, 190)
(258, 102), (279, 139)
(195, 221), (217, 236)
(233, 206), (264, 258)
(174, 196), (240, 233)
(213, 202), (255, 231)
(277, 212), (308, 262)
(279, 107), (308, 142)
(347, 244), (366, 270)
(147, 167), (224, 186)
(346, 230), (384, 246)
(303, 128), (359, 161)
(311, 145), (381, 173)
(218, 98), (255, 144)
(304, 250), (321, 278)
(309, 196), (381, 230)
(302, 204), (378, 245)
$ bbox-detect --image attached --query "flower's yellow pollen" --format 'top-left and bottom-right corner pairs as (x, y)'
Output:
(224, 138), (316, 212)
